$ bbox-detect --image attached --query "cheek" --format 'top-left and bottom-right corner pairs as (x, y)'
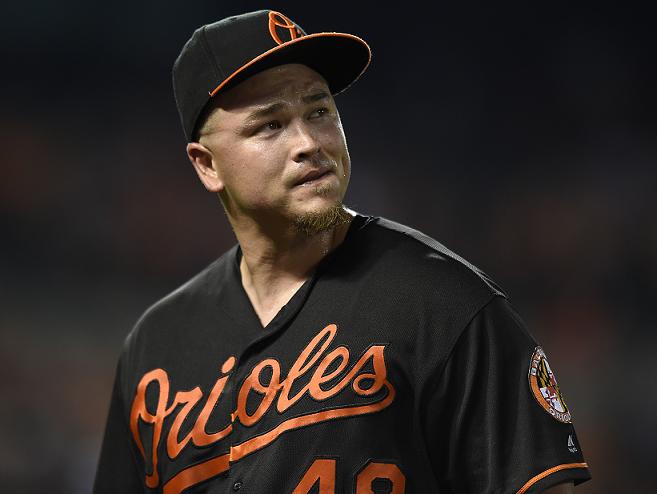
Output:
(313, 120), (341, 151)
(326, 123), (350, 176)
(343, 153), (351, 182)
(221, 143), (285, 201)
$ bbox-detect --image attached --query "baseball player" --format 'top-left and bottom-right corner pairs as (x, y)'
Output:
(93, 10), (591, 494)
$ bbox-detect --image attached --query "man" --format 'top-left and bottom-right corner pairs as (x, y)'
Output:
(94, 10), (591, 494)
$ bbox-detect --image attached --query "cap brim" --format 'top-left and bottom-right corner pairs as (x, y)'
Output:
(208, 32), (372, 98)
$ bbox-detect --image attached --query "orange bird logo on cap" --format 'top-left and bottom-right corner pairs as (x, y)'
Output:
(268, 11), (303, 45)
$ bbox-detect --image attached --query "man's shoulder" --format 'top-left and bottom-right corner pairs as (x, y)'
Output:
(358, 214), (506, 299)
(123, 245), (238, 348)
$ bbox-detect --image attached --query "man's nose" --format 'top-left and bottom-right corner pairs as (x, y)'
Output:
(290, 121), (321, 162)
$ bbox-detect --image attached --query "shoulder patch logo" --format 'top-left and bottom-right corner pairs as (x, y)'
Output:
(528, 346), (572, 423)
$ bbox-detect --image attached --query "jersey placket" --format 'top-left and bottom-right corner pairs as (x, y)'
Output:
(215, 247), (322, 492)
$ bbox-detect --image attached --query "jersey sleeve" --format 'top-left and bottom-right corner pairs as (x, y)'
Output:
(424, 295), (591, 493)
(93, 356), (144, 494)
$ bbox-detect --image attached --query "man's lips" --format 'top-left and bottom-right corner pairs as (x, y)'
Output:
(293, 167), (334, 186)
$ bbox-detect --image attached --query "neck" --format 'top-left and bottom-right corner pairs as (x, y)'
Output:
(231, 206), (356, 313)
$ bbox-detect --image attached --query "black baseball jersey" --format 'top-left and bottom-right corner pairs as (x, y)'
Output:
(94, 212), (591, 493)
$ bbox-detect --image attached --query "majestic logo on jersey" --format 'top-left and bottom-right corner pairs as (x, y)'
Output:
(528, 346), (571, 423)
(129, 324), (395, 494)
(268, 11), (303, 45)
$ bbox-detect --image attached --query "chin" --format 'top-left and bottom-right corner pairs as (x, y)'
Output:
(291, 201), (351, 237)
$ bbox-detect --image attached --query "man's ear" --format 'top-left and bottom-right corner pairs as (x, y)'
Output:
(186, 141), (224, 193)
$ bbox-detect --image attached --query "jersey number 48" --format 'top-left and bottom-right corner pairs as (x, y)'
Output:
(292, 458), (406, 493)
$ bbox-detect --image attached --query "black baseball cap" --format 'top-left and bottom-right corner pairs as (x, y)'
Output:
(172, 10), (372, 142)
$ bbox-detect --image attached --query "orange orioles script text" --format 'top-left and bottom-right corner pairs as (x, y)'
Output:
(129, 324), (396, 494)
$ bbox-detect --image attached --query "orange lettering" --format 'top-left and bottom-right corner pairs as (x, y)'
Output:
(236, 359), (281, 426)
(190, 356), (235, 446)
(130, 357), (236, 487)
(130, 325), (396, 494)
(277, 325), (337, 411)
(352, 346), (387, 396)
(166, 388), (202, 458)
(292, 458), (336, 494)
(356, 462), (406, 494)
(268, 11), (300, 45)
(130, 369), (173, 488)
(309, 347), (350, 400)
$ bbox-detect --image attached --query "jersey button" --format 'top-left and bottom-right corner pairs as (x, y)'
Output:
(232, 481), (243, 491)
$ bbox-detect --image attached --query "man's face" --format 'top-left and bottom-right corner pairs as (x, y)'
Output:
(190, 63), (351, 232)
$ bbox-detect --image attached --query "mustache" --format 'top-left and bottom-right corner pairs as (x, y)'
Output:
(292, 154), (338, 186)
(304, 153), (335, 168)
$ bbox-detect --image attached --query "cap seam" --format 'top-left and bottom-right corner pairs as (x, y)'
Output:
(200, 25), (226, 84)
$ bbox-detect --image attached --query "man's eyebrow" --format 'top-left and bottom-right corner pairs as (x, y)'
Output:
(244, 91), (331, 122)
(244, 102), (286, 122)
(301, 90), (330, 104)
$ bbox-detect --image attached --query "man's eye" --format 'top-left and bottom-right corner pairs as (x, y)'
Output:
(310, 107), (329, 119)
(263, 121), (281, 131)
(253, 121), (281, 135)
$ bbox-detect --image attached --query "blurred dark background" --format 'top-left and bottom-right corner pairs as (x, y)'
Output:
(1, 1), (655, 492)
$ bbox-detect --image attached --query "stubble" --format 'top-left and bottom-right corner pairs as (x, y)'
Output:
(292, 203), (351, 237)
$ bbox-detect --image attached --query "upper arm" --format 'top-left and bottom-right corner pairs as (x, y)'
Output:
(423, 296), (591, 493)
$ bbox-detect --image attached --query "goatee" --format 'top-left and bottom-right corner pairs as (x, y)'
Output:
(292, 204), (352, 237)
